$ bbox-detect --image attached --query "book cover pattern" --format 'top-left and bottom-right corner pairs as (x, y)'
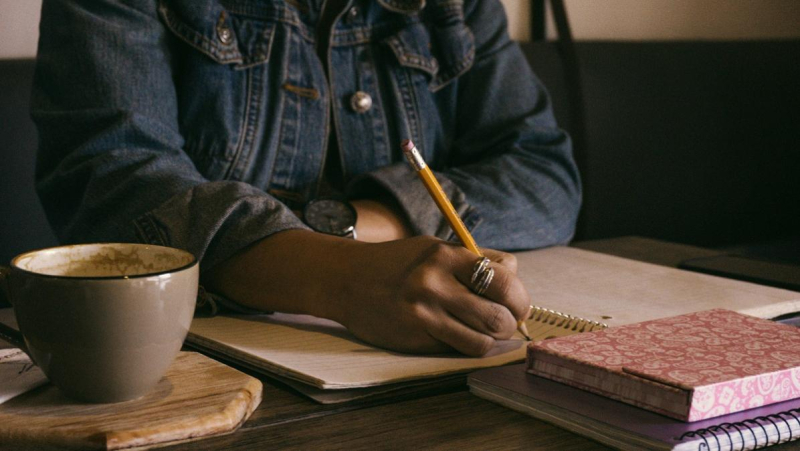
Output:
(528, 309), (800, 421)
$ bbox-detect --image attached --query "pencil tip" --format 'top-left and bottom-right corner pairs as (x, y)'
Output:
(518, 320), (531, 341)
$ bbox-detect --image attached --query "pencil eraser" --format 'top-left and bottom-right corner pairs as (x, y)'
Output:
(401, 139), (426, 170)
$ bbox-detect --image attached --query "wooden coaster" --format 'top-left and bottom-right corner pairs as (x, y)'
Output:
(0, 352), (262, 450)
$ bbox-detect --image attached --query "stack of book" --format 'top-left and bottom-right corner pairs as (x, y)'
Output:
(470, 309), (800, 450)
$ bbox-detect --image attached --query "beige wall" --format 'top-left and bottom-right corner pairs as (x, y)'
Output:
(501, 0), (800, 42)
(1, 0), (799, 59)
(0, 0), (42, 59)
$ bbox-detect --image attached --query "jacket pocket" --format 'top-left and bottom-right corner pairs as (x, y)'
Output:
(383, 10), (475, 92)
(158, 0), (275, 69)
(157, 0), (280, 179)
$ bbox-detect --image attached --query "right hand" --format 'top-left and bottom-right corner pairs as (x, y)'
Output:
(334, 236), (532, 356)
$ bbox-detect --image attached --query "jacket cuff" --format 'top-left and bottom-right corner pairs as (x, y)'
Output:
(346, 162), (483, 241)
(132, 180), (310, 274)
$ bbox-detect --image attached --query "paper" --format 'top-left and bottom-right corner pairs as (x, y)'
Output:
(188, 313), (526, 389)
(0, 309), (49, 404)
(187, 247), (800, 391)
(0, 349), (47, 405)
(516, 247), (800, 328)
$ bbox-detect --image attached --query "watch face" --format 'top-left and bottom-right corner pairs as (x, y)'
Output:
(304, 199), (357, 236)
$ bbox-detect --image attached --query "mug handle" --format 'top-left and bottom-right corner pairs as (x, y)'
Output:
(0, 266), (26, 351)
(0, 265), (11, 307)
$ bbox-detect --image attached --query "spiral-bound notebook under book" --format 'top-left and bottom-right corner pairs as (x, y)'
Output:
(469, 363), (800, 451)
(186, 247), (800, 403)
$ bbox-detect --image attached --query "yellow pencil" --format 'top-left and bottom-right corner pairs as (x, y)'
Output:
(401, 139), (531, 341)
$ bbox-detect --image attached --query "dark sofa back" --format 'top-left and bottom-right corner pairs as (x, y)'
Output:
(522, 41), (800, 246)
(0, 60), (57, 264)
(1, 41), (799, 264)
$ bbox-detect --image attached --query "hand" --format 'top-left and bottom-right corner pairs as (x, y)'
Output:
(336, 236), (531, 356)
(203, 231), (531, 357)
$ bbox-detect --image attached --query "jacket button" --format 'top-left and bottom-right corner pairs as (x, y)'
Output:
(350, 91), (372, 113)
(217, 26), (233, 45)
(346, 6), (359, 23)
(216, 12), (233, 45)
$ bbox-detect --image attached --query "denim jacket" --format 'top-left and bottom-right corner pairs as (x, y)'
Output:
(32, 0), (581, 278)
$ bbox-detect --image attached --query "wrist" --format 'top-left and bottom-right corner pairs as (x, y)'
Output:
(351, 198), (412, 243)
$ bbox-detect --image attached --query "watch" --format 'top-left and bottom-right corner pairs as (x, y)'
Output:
(303, 198), (358, 239)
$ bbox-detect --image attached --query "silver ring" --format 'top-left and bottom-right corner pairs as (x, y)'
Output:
(471, 257), (494, 296)
(474, 267), (494, 296)
(471, 257), (490, 285)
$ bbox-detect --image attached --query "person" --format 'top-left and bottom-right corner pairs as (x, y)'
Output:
(31, 0), (581, 356)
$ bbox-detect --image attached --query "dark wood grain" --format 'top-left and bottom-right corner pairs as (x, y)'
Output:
(165, 392), (611, 451)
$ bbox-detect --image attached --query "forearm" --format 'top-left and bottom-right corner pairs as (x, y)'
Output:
(201, 229), (357, 321)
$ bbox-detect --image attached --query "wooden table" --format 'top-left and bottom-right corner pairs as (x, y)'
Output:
(5, 237), (800, 450)
(160, 236), (731, 451)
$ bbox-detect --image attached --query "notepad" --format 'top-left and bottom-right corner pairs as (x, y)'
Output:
(187, 247), (800, 401)
(528, 309), (800, 421)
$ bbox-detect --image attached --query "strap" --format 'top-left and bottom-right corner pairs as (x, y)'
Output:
(530, 0), (588, 239)
(531, 0), (546, 41)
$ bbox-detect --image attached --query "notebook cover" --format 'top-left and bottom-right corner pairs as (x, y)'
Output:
(468, 363), (800, 450)
(527, 309), (800, 421)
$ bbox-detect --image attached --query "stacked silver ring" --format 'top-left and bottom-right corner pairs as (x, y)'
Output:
(471, 257), (495, 296)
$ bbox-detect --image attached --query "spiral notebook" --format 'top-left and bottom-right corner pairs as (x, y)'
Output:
(187, 247), (800, 402)
(469, 364), (800, 451)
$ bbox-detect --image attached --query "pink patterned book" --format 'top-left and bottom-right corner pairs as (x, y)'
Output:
(527, 309), (800, 421)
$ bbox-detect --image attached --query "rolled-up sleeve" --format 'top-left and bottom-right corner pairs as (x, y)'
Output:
(32, 0), (308, 273)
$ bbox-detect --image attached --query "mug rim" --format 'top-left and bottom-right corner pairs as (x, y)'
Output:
(10, 242), (198, 280)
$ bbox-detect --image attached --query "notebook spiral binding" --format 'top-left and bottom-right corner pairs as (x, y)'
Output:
(528, 305), (608, 333)
(680, 409), (800, 450)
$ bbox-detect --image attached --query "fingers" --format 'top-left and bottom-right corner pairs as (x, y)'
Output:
(456, 257), (531, 321)
(407, 241), (531, 355)
(443, 286), (518, 340)
(481, 248), (517, 274)
(427, 311), (497, 357)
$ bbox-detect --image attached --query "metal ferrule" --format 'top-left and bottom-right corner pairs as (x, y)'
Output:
(403, 144), (427, 171)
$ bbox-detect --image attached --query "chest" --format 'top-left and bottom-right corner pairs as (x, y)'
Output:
(159, 0), (474, 202)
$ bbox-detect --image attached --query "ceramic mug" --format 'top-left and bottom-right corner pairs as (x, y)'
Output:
(0, 243), (197, 403)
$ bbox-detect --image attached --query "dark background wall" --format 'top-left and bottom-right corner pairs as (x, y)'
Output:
(523, 41), (800, 248)
(0, 60), (58, 263)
